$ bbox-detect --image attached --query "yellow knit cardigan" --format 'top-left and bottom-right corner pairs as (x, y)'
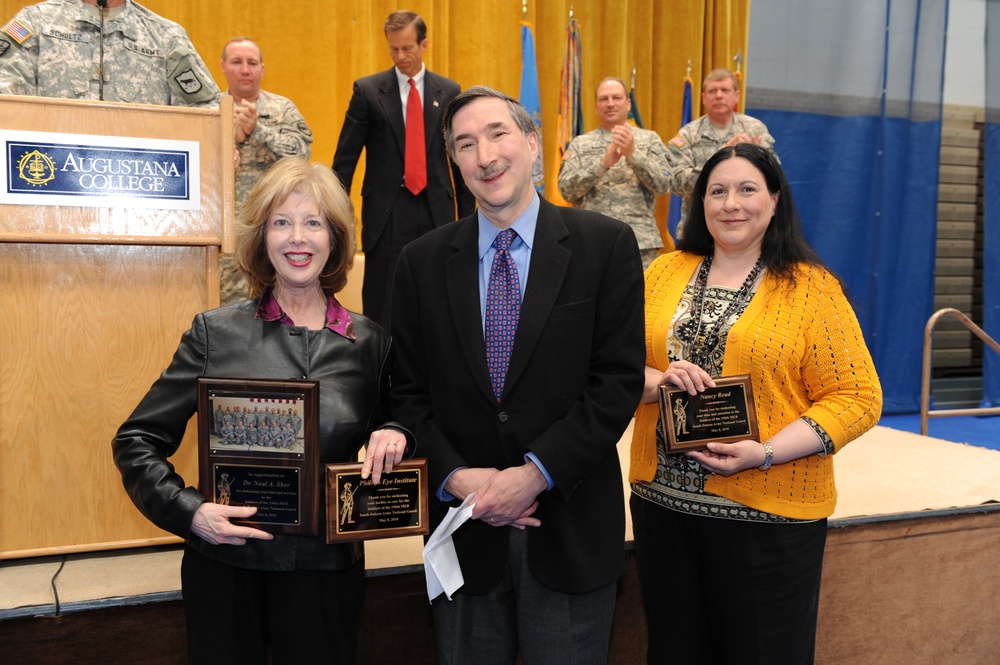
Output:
(629, 252), (883, 520)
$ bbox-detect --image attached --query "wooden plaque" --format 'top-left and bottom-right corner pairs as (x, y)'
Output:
(197, 377), (320, 536)
(326, 458), (430, 544)
(658, 374), (759, 453)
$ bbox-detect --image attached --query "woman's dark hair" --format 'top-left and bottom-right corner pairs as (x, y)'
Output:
(677, 143), (825, 284)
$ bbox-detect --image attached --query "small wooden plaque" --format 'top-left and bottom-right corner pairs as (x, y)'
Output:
(658, 374), (759, 453)
(326, 458), (430, 544)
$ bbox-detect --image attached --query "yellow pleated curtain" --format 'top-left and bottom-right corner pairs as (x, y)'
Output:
(1, 0), (750, 245)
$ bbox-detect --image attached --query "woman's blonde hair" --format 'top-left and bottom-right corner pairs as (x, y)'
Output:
(234, 157), (357, 297)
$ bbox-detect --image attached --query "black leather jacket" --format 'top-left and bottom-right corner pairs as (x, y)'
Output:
(113, 299), (404, 571)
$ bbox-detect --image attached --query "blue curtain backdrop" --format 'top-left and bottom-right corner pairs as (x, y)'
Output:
(746, 0), (948, 413)
(984, 0), (1000, 406)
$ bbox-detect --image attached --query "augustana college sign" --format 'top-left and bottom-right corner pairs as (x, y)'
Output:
(1, 130), (201, 211)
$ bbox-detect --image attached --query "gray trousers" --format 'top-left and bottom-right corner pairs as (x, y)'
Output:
(432, 527), (617, 665)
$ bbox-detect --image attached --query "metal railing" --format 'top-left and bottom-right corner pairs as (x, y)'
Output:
(920, 308), (1000, 435)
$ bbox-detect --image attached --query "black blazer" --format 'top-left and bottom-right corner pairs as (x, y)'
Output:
(390, 197), (645, 594)
(332, 68), (475, 251)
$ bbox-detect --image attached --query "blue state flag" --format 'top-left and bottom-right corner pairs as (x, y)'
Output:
(667, 76), (694, 239)
(519, 22), (544, 193)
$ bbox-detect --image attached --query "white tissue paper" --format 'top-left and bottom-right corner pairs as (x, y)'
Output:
(422, 493), (476, 602)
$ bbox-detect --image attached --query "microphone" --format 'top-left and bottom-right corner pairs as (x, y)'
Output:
(97, 0), (108, 100)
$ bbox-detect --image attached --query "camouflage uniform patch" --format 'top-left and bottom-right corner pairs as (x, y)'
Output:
(0, 0), (219, 108)
(557, 126), (672, 262)
(666, 113), (777, 237)
(221, 89), (314, 306)
(219, 253), (250, 307)
(233, 90), (313, 206)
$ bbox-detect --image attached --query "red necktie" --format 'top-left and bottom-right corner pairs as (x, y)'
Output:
(405, 78), (427, 195)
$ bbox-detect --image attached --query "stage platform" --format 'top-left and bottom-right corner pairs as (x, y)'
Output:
(2, 423), (999, 664)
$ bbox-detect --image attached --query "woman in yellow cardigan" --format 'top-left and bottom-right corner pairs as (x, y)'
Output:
(630, 143), (882, 665)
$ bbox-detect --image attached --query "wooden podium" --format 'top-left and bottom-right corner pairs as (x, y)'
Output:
(0, 95), (234, 559)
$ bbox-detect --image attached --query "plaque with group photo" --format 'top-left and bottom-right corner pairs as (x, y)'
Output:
(197, 377), (320, 536)
(325, 458), (429, 544)
(658, 374), (760, 453)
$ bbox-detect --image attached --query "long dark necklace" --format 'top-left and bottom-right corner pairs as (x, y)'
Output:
(682, 252), (765, 371)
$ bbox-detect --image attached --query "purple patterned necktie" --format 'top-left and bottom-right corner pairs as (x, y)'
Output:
(485, 229), (521, 400)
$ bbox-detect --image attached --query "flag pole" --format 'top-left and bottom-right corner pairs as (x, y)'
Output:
(667, 59), (695, 240)
(518, 1), (545, 193)
(733, 49), (743, 113)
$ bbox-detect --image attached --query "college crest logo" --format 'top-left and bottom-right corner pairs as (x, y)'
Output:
(17, 149), (56, 187)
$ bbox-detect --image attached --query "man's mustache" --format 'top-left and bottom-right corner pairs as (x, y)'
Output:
(476, 162), (510, 181)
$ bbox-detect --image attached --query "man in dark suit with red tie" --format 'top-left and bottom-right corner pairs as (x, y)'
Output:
(333, 10), (475, 328)
(390, 86), (645, 664)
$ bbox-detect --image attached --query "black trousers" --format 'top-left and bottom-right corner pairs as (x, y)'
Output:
(630, 493), (828, 665)
(180, 546), (365, 665)
(362, 190), (434, 329)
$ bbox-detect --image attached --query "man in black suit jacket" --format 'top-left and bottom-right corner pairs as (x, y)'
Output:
(332, 10), (474, 328)
(390, 86), (645, 664)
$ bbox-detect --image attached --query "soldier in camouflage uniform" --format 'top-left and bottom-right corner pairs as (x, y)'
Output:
(219, 37), (313, 305)
(666, 68), (777, 239)
(558, 77), (671, 269)
(0, 0), (218, 108)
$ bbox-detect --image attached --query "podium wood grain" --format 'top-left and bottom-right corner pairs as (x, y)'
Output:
(0, 95), (234, 558)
